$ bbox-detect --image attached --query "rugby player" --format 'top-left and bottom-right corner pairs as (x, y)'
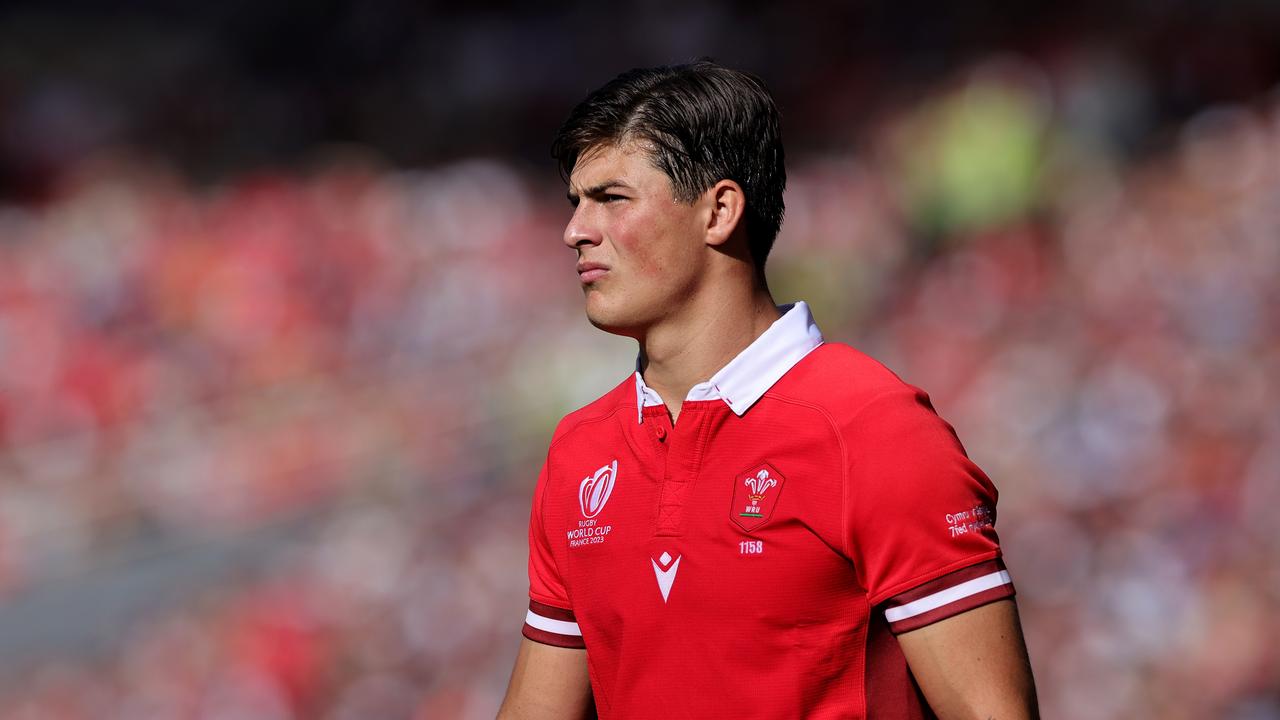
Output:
(499, 60), (1038, 719)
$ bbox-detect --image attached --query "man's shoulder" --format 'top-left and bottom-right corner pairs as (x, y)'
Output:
(548, 374), (635, 449)
(773, 341), (921, 418)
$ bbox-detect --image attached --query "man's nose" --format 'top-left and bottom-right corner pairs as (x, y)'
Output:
(563, 206), (601, 250)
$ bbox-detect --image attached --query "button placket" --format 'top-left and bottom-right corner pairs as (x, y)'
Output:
(653, 404), (714, 538)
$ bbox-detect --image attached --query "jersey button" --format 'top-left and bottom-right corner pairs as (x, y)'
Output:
(655, 426), (667, 441)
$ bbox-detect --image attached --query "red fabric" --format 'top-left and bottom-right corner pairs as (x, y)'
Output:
(865, 611), (935, 720)
(527, 457), (573, 610)
(838, 385), (1005, 609)
(523, 342), (1012, 718)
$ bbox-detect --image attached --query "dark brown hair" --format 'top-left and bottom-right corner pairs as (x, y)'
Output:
(552, 60), (786, 271)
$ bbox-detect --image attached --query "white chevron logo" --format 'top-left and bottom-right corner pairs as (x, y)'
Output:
(651, 551), (682, 603)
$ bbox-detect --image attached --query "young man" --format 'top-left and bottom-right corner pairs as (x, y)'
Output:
(499, 61), (1038, 719)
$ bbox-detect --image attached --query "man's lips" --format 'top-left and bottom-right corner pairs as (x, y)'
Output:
(577, 262), (609, 283)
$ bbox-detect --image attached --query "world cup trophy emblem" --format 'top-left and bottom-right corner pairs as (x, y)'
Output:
(730, 462), (786, 532)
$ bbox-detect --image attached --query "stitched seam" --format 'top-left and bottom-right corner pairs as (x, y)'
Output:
(542, 403), (630, 604)
(760, 393), (850, 563)
(549, 404), (629, 452)
(827, 389), (924, 573)
(537, 446), (570, 605)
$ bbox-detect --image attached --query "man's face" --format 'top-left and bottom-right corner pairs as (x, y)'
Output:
(564, 142), (708, 337)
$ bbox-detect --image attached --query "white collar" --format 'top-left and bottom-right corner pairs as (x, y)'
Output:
(634, 301), (824, 424)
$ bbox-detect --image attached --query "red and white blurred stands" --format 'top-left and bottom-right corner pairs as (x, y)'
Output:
(0, 62), (1277, 720)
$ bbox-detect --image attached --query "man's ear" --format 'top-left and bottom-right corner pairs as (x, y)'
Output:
(704, 179), (746, 247)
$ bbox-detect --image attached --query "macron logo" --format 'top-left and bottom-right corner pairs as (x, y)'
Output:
(651, 551), (682, 603)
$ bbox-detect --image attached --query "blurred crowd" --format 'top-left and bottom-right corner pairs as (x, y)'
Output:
(4, 0), (1279, 199)
(0, 53), (1277, 719)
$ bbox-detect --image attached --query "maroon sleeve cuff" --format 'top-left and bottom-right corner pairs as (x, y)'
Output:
(882, 558), (1016, 634)
(522, 599), (586, 649)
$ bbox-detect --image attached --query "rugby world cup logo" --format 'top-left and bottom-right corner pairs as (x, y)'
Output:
(579, 460), (618, 518)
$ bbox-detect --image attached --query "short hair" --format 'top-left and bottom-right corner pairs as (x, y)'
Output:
(552, 60), (786, 272)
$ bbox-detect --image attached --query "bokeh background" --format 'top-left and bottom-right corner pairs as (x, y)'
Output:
(1, 1), (1278, 717)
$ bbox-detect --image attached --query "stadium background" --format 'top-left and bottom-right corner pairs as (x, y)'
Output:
(0, 1), (1278, 717)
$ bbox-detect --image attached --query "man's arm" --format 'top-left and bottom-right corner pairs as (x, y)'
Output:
(896, 598), (1039, 720)
(497, 638), (595, 719)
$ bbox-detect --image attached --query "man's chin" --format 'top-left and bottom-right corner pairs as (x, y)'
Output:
(584, 304), (644, 339)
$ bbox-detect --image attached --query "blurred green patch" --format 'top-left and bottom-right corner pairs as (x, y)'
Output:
(896, 68), (1051, 240)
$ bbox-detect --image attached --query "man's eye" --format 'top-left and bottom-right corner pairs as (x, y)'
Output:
(602, 194), (625, 203)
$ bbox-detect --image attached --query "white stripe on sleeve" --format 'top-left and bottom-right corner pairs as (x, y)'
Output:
(884, 570), (1012, 623)
(524, 609), (582, 636)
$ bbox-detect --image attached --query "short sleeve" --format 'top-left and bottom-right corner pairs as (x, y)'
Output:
(522, 457), (586, 648)
(844, 388), (1015, 634)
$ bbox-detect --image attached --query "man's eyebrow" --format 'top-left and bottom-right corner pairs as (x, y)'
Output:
(567, 179), (633, 202)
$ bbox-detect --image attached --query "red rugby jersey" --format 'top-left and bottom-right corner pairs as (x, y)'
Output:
(522, 302), (1014, 719)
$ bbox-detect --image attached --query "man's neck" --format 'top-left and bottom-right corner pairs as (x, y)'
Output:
(638, 285), (781, 424)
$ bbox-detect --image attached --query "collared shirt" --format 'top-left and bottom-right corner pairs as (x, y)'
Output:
(522, 302), (1014, 719)
(633, 301), (825, 424)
